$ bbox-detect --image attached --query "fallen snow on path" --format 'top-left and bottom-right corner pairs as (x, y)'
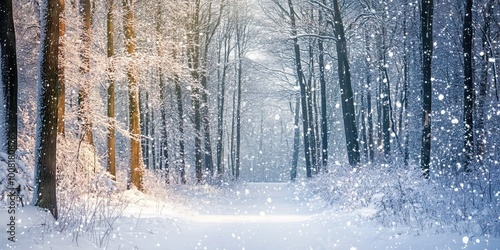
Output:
(2, 182), (499, 249)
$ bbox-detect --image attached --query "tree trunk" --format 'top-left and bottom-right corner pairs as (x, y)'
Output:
(0, 0), (18, 154)
(379, 27), (391, 159)
(420, 0), (434, 178)
(155, 1), (167, 176)
(462, 0), (474, 170)
(401, 5), (410, 165)
(307, 38), (318, 174)
(78, 0), (93, 145)
(365, 28), (375, 163)
(57, 0), (65, 136)
(287, 0), (313, 177)
(107, 0), (116, 180)
(235, 34), (243, 180)
(140, 91), (149, 168)
(318, 31), (328, 171)
(360, 94), (368, 161)
(33, 0), (60, 219)
(332, 0), (360, 166)
(159, 69), (170, 180)
(200, 60), (214, 176)
(123, 0), (144, 191)
(291, 98), (300, 180)
(476, 0), (493, 164)
(216, 34), (230, 177)
(230, 91), (236, 178)
(188, 0), (203, 183)
(175, 77), (186, 184)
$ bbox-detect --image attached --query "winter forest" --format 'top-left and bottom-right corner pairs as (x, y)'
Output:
(1, 0), (500, 248)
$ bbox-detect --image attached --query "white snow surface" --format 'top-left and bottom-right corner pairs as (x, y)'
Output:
(2, 182), (499, 249)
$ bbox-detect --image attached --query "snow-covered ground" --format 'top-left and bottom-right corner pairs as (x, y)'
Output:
(2, 182), (499, 249)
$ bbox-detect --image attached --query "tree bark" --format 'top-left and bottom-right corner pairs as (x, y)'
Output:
(332, 0), (360, 166)
(216, 33), (231, 177)
(123, 0), (144, 191)
(175, 76), (186, 184)
(462, 0), (474, 170)
(318, 26), (328, 171)
(107, 0), (116, 180)
(57, 0), (65, 136)
(420, 0), (434, 178)
(364, 28), (375, 163)
(291, 98), (300, 180)
(78, 0), (93, 145)
(188, 0), (203, 183)
(235, 30), (243, 180)
(0, 0), (18, 154)
(287, 0), (313, 177)
(33, 0), (60, 219)
(306, 37), (318, 174)
(476, 0), (494, 164)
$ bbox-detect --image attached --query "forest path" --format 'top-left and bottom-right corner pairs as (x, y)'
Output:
(102, 182), (496, 250)
(164, 182), (331, 249)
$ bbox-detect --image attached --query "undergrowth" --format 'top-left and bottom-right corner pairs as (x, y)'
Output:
(296, 163), (500, 237)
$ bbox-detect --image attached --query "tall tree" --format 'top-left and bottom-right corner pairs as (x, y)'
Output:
(187, 0), (203, 183)
(290, 98), (300, 180)
(476, 0), (494, 164)
(199, 1), (224, 176)
(156, 0), (170, 182)
(175, 69), (186, 184)
(78, 0), (94, 145)
(234, 3), (249, 180)
(317, 9), (328, 171)
(123, 0), (144, 191)
(216, 24), (232, 177)
(364, 27), (375, 163)
(287, 0), (313, 177)
(332, 0), (360, 166)
(0, 0), (18, 154)
(107, 0), (116, 180)
(462, 0), (474, 170)
(33, 0), (60, 219)
(420, 0), (434, 177)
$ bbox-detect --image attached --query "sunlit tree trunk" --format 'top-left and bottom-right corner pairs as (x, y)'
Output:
(57, 0), (65, 136)
(33, 0), (60, 219)
(123, 0), (144, 191)
(78, 0), (93, 145)
(107, 0), (116, 180)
